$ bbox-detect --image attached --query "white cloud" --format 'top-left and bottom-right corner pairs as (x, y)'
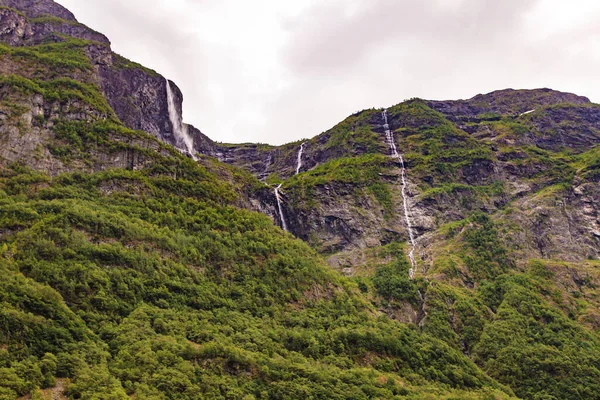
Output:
(56, 0), (600, 145)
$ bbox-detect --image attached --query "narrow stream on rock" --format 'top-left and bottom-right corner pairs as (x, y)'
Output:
(382, 109), (417, 279)
(274, 184), (288, 231)
(165, 79), (197, 161)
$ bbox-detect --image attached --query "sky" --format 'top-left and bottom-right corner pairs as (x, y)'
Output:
(55, 0), (600, 145)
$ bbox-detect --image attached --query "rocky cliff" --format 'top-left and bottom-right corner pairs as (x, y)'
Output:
(0, 0), (213, 157)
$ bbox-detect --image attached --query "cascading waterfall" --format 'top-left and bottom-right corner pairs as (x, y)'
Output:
(165, 78), (197, 161)
(382, 109), (418, 279)
(273, 142), (306, 232)
(274, 184), (288, 231)
(295, 142), (306, 175)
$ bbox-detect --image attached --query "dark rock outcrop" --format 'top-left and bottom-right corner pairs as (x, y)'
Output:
(527, 104), (600, 151)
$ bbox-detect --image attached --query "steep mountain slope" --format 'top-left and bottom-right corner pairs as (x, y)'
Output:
(244, 95), (600, 399)
(0, 1), (520, 399)
(1, 1), (600, 400)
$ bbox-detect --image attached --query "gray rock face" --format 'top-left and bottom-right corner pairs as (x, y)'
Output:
(94, 52), (170, 139)
(428, 88), (590, 119)
(0, 0), (76, 21)
(185, 123), (220, 157)
(0, 7), (30, 45)
(285, 180), (410, 254)
(0, 0), (108, 46)
(500, 181), (600, 263)
(212, 110), (385, 183)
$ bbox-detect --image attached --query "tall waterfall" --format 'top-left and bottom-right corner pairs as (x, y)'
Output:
(165, 79), (197, 161)
(274, 184), (288, 231)
(295, 142), (306, 175)
(382, 109), (417, 278)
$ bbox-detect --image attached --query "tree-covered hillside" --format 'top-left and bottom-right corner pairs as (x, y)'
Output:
(0, 161), (514, 399)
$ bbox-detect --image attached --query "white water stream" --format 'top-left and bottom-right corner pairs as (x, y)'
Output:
(382, 109), (417, 279)
(165, 79), (197, 161)
(295, 142), (306, 175)
(520, 109), (535, 116)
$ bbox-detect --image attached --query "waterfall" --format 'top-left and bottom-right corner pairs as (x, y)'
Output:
(165, 78), (197, 161)
(382, 109), (418, 278)
(295, 142), (306, 175)
(182, 123), (198, 161)
(274, 184), (288, 231)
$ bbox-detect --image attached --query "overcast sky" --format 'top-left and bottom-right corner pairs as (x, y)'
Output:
(55, 0), (600, 145)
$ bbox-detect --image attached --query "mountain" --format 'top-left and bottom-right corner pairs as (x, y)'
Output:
(0, 1), (599, 400)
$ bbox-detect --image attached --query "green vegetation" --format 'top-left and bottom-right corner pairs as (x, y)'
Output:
(461, 213), (513, 280)
(421, 283), (489, 354)
(385, 101), (497, 188)
(0, 6), (25, 17)
(473, 271), (600, 400)
(575, 146), (600, 181)
(502, 145), (576, 186)
(31, 15), (80, 26)
(372, 243), (418, 304)
(0, 38), (95, 73)
(419, 265), (600, 400)
(419, 208), (600, 400)
(387, 99), (448, 129)
(0, 74), (115, 119)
